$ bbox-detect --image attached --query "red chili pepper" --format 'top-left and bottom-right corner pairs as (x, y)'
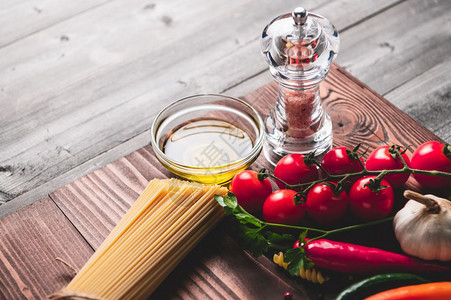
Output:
(302, 239), (449, 274)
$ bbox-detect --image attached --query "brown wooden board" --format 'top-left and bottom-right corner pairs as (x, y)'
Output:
(2, 64), (450, 299)
(0, 197), (93, 299)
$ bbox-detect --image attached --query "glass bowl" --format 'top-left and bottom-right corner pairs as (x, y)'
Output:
(150, 94), (264, 185)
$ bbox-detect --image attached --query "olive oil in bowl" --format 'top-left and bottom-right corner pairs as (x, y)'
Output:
(162, 118), (254, 183)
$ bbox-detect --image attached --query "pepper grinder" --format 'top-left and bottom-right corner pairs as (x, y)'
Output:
(261, 7), (339, 166)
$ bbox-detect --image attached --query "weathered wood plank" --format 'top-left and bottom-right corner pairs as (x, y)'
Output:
(0, 197), (93, 299)
(336, 0), (451, 95)
(385, 58), (451, 143)
(0, 0), (109, 48)
(0, 0), (324, 206)
(0, 0), (402, 213)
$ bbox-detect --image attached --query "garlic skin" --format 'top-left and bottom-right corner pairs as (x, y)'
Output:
(393, 193), (451, 262)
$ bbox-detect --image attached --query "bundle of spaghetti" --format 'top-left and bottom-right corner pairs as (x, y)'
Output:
(49, 178), (228, 300)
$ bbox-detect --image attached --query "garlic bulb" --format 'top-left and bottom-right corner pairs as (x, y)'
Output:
(393, 190), (451, 261)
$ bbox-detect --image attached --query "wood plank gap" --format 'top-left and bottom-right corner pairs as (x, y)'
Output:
(48, 193), (96, 252)
(0, 0), (114, 50)
(8, 118), (150, 195)
(0, 130), (151, 218)
(220, 69), (268, 94)
(381, 56), (450, 97)
(337, 0), (405, 33)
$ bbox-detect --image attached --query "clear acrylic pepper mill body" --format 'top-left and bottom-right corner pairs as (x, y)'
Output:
(261, 7), (339, 166)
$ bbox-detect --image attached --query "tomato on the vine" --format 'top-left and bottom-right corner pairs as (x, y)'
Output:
(262, 189), (306, 225)
(410, 141), (451, 189)
(349, 176), (394, 221)
(229, 170), (272, 213)
(274, 154), (318, 189)
(306, 182), (348, 225)
(366, 145), (411, 188)
(321, 146), (364, 177)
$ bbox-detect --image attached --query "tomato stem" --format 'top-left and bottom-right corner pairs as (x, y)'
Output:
(284, 163), (451, 189)
(357, 156), (366, 171)
(306, 216), (394, 243)
(264, 173), (295, 189)
(262, 216), (393, 238)
(313, 160), (331, 177)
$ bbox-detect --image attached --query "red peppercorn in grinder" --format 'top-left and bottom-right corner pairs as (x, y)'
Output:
(261, 7), (339, 166)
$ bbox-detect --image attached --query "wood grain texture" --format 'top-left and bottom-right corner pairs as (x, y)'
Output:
(0, 197), (93, 299)
(337, 0), (451, 95)
(46, 65), (447, 299)
(0, 0), (404, 211)
(385, 58), (451, 143)
(0, 0), (109, 48)
(0, 0), (449, 296)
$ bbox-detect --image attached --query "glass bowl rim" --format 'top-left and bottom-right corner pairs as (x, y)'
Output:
(150, 93), (264, 172)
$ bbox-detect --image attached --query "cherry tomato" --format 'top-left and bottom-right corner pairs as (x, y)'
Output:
(410, 141), (451, 189)
(274, 154), (319, 189)
(321, 146), (364, 176)
(365, 145), (411, 188)
(262, 189), (306, 225)
(229, 170), (272, 213)
(306, 182), (348, 225)
(349, 176), (394, 221)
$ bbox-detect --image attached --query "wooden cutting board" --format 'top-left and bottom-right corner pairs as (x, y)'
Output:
(0, 64), (448, 300)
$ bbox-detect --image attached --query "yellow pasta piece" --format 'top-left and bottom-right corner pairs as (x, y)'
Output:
(49, 178), (228, 300)
(273, 252), (329, 284)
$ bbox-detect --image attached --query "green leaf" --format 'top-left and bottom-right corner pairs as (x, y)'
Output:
(214, 194), (228, 210)
(267, 232), (295, 243)
(224, 192), (238, 208)
(284, 247), (304, 276)
(214, 195), (233, 215)
(266, 232), (295, 250)
(235, 213), (262, 227)
(214, 192), (238, 215)
(239, 226), (268, 257)
(303, 256), (314, 270)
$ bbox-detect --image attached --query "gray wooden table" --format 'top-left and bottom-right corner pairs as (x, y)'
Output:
(0, 0), (450, 217)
